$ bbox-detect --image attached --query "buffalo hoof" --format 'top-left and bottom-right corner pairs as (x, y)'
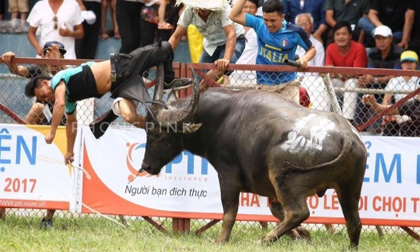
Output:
(214, 240), (228, 246)
(287, 227), (311, 240)
(259, 221), (268, 231)
(325, 224), (335, 234)
(215, 236), (229, 245)
(260, 236), (277, 245)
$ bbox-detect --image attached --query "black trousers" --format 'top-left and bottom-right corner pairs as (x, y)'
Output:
(408, 39), (420, 59)
(110, 41), (175, 99)
(75, 1), (101, 59)
(116, 0), (144, 54)
(140, 20), (172, 47)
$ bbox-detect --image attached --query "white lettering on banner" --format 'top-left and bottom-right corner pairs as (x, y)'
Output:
(81, 127), (420, 226)
(0, 199), (47, 208)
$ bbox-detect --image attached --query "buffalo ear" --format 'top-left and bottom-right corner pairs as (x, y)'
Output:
(182, 123), (202, 134)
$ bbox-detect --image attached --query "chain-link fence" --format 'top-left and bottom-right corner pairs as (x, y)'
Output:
(0, 58), (419, 241)
(222, 63), (420, 137)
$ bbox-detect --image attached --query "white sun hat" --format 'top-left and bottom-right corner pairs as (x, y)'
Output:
(176, 0), (231, 11)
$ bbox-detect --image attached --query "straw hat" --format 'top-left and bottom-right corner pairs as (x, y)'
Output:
(176, 0), (231, 11)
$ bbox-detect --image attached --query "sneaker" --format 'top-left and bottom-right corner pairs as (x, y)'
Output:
(164, 78), (192, 91)
(20, 23), (29, 33)
(89, 110), (118, 139)
(40, 218), (53, 229)
(12, 27), (23, 34)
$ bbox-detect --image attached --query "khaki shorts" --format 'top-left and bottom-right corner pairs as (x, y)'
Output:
(255, 80), (300, 104)
(8, 0), (29, 13)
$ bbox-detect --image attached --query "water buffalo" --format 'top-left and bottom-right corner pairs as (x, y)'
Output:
(141, 68), (367, 248)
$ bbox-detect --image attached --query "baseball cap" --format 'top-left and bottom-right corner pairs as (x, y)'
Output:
(373, 25), (392, 37)
(43, 41), (67, 56)
(400, 50), (419, 63)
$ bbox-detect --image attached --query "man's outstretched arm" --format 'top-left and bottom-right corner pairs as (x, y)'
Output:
(298, 46), (316, 70)
(362, 94), (399, 115)
(168, 25), (188, 51)
(45, 81), (66, 144)
(65, 111), (78, 164)
(229, 0), (247, 25)
(1, 52), (30, 77)
(214, 24), (236, 72)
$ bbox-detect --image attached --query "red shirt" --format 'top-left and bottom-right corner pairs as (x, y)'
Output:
(325, 41), (367, 67)
(299, 87), (311, 108)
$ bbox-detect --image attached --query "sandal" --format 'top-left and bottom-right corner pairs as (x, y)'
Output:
(100, 32), (109, 40)
(114, 30), (121, 39)
(106, 29), (115, 37)
(158, 22), (174, 30)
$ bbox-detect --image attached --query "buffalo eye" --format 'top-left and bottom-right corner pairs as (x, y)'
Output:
(149, 132), (163, 141)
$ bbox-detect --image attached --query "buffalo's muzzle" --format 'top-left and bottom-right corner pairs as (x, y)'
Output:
(141, 162), (150, 173)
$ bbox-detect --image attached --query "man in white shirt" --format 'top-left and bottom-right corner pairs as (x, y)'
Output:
(27, 0), (84, 59)
(229, 0), (259, 87)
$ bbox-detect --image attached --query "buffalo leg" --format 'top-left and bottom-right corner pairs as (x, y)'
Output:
(0, 208), (5, 219)
(262, 181), (311, 244)
(336, 182), (363, 248)
(375, 225), (384, 237)
(259, 221), (268, 230)
(269, 199), (311, 240)
(216, 176), (241, 244)
(325, 224), (335, 234)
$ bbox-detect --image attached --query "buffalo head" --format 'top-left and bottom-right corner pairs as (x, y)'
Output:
(141, 65), (201, 175)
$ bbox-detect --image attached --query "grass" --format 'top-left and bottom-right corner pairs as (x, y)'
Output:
(0, 214), (419, 252)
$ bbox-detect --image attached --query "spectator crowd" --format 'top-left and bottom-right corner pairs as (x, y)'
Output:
(0, 0), (416, 57)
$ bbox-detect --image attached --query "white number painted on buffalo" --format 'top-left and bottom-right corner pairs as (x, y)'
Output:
(281, 114), (335, 153)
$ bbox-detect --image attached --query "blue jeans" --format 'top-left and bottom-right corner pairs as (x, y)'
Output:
(358, 17), (403, 42)
(358, 17), (375, 37)
(199, 36), (246, 75)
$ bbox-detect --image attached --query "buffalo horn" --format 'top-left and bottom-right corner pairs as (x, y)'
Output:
(153, 63), (164, 101)
(155, 65), (200, 127)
